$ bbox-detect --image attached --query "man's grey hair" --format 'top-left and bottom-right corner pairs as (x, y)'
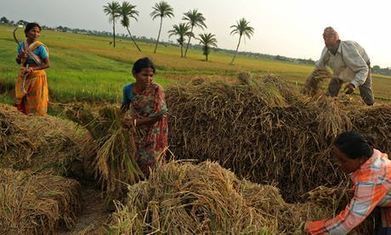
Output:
(323, 26), (339, 39)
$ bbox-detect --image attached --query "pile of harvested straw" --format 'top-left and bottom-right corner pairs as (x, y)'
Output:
(0, 104), (87, 176)
(109, 161), (374, 234)
(166, 75), (354, 200)
(309, 95), (352, 140)
(351, 105), (391, 154)
(0, 169), (81, 234)
(109, 161), (275, 234)
(65, 105), (143, 197)
(302, 68), (332, 96)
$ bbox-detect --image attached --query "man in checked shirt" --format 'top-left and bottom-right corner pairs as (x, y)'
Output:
(313, 27), (374, 105)
(305, 131), (391, 234)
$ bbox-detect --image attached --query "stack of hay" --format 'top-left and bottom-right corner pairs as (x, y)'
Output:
(65, 105), (143, 198)
(109, 161), (374, 234)
(0, 104), (90, 233)
(302, 68), (332, 96)
(166, 75), (354, 200)
(0, 169), (81, 234)
(351, 105), (391, 154)
(0, 104), (88, 177)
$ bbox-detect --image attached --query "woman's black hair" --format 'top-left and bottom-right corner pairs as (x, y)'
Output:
(24, 22), (42, 36)
(334, 131), (374, 159)
(132, 57), (156, 74)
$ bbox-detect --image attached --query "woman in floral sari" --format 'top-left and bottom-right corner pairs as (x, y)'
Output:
(15, 22), (50, 115)
(121, 57), (168, 177)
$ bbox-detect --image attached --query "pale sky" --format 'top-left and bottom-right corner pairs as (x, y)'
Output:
(1, 0), (390, 67)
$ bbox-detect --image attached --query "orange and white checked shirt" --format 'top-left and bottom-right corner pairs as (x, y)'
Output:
(306, 149), (391, 234)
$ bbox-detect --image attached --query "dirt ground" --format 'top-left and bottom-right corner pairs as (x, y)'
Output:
(59, 186), (110, 235)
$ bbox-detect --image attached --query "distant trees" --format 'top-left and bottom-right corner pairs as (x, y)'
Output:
(168, 23), (193, 57)
(0, 16), (9, 24)
(119, 1), (141, 51)
(182, 9), (207, 57)
(56, 26), (70, 32)
(103, 1), (121, 48)
(151, 1), (174, 53)
(230, 18), (254, 65)
(372, 65), (391, 76)
(17, 19), (29, 26)
(198, 33), (217, 61)
(98, 3), (253, 64)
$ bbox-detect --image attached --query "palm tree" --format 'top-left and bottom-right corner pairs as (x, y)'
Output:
(103, 1), (121, 48)
(151, 1), (174, 53)
(168, 23), (193, 57)
(198, 33), (217, 62)
(230, 18), (254, 64)
(182, 9), (207, 57)
(119, 1), (141, 52)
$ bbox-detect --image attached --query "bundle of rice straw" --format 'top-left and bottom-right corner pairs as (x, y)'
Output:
(351, 105), (391, 154)
(166, 75), (353, 201)
(302, 68), (332, 96)
(309, 95), (352, 140)
(109, 161), (375, 234)
(0, 104), (87, 176)
(0, 169), (81, 234)
(237, 71), (252, 85)
(239, 181), (341, 233)
(66, 105), (143, 198)
(109, 161), (276, 234)
(296, 185), (375, 234)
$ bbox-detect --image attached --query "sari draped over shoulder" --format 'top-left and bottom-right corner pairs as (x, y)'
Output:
(129, 83), (168, 176)
(15, 40), (49, 115)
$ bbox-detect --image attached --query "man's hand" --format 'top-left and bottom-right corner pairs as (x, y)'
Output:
(344, 83), (355, 94)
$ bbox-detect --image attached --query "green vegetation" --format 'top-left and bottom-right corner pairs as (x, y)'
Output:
(198, 33), (218, 61)
(118, 1), (142, 52)
(182, 9), (207, 57)
(0, 24), (390, 103)
(150, 1), (175, 54)
(103, 1), (121, 48)
(168, 23), (192, 58)
(230, 18), (255, 65)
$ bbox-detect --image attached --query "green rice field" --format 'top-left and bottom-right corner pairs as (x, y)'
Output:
(0, 24), (390, 104)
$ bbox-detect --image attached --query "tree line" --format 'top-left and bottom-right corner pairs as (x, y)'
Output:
(103, 1), (253, 63)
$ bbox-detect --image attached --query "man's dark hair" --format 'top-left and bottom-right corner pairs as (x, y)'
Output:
(334, 131), (374, 159)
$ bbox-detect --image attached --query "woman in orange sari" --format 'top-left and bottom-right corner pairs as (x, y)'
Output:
(15, 22), (50, 115)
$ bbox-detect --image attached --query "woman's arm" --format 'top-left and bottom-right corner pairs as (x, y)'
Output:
(134, 114), (164, 127)
(123, 85), (168, 128)
(16, 50), (27, 65)
(28, 45), (50, 71)
(122, 111), (165, 128)
(23, 57), (49, 75)
(29, 57), (50, 71)
(136, 85), (168, 127)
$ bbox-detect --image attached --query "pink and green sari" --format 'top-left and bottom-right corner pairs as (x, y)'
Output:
(125, 82), (168, 176)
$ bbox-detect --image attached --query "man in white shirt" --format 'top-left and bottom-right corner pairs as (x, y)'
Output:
(315, 27), (374, 105)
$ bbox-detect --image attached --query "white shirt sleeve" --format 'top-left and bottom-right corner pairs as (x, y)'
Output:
(315, 47), (329, 69)
(341, 42), (369, 87)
